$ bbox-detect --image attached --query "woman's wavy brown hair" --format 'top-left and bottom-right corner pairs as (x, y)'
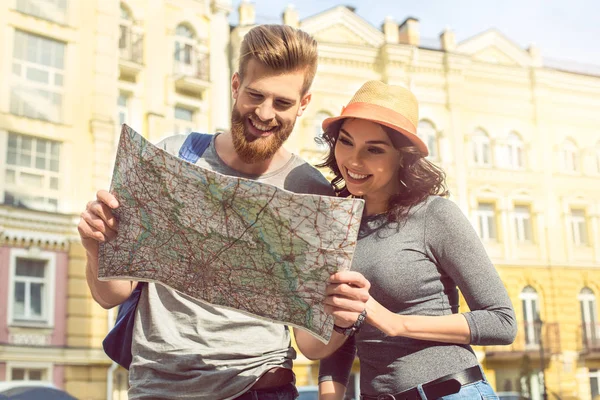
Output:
(317, 120), (449, 223)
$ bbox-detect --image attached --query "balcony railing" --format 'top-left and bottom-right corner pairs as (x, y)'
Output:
(173, 48), (210, 82)
(580, 322), (600, 354)
(484, 321), (560, 358)
(119, 28), (144, 65)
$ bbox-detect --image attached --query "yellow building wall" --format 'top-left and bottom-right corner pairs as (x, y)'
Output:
(3, 1), (600, 399)
(274, 5), (600, 400)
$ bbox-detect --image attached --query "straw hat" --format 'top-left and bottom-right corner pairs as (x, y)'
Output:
(321, 80), (428, 156)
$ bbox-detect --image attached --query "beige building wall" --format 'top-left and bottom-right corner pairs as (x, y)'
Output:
(231, 5), (600, 399)
(0, 0), (231, 399)
(2, 1), (600, 399)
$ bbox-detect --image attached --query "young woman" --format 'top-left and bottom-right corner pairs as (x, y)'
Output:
(317, 80), (517, 400)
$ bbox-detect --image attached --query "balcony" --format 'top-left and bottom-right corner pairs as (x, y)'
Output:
(579, 323), (600, 359)
(484, 321), (560, 361)
(119, 29), (144, 80)
(173, 51), (210, 95)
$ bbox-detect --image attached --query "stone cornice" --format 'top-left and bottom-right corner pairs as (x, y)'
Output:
(301, 6), (384, 48)
(318, 56), (376, 70)
(0, 206), (79, 250)
(0, 344), (110, 365)
(317, 43), (379, 61)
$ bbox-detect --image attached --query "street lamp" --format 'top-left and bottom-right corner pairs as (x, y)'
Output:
(536, 314), (548, 400)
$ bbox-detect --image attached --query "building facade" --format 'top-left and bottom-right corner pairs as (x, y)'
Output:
(234, 5), (599, 400)
(2, 1), (600, 399)
(0, 0), (231, 398)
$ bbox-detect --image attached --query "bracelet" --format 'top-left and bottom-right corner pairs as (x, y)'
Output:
(332, 309), (367, 337)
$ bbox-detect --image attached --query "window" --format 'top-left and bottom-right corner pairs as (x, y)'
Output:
(570, 209), (588, 246)
(119, 4), (142, 63)
(520, 286), (540, 348)
(475, 202), (497, 241)
(592, 369), (600, 399)
(174, 24), (208, 80)
(175, 25), (194, 65)
(506, 132), (524, 169)
(119, 4), (132, 46)
(174, 106), (195, 134)
(562, 139), (579, 173)
(10, 367), (46, 381)
(472, 129), (491, 166)
(115, 92), (130, 144)
(579, 288), (598, 350)
(4, 133), (61, 212)
(514, 205), (532, 243)
(13, 259), (47, 323)
(8, 250), (55, 327)
(117, 92), (129, 127)
(16, 0), (68, 24)
(11, 30), (65, 123)
(418, 120), (438, 160)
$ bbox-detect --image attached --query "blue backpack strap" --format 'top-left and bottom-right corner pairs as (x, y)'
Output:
(178, 132), (213, 163)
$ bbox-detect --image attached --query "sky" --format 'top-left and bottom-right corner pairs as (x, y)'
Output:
(229, 0), (600, 67)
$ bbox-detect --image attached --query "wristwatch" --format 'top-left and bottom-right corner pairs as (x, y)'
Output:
(333, 309), (367, 337)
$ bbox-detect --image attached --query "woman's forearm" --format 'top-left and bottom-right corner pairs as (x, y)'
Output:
(366, 297), (471, 344)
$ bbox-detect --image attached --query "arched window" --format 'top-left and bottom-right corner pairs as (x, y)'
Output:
(506, 132), (525, 169)
(472, 129), (491, 166)
(119, 4), (133, 53)
(418, 120), (438, 160)
(520, 286), (540, 348)
(570, 208), (588, 246)
(174, 24), (208, 80)
(562, 138), (579, 172)
(118, 3), (142, 63)
(579, 287), (598, 350)
(175, 24), (195, 65)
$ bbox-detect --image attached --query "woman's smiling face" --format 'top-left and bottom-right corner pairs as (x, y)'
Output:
(334, 119), (403, 208)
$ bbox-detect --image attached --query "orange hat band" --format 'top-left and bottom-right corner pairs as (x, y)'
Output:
(340, 102), (417, 135)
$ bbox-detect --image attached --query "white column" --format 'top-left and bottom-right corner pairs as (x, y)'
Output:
(210, 0), (232, 133)
(91, 0), (119, 191)
(143, 0), (167, 119)
(536, 212), (548, 263)
(499, 200), (511, 262)
(563, 201), (573, 262)
(590, 214), (600, 263)
(506, 202), (516, 261)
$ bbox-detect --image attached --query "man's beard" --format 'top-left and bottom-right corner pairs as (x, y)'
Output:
(230, 107), (295, 163)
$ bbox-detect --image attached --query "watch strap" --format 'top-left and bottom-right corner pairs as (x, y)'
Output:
(333, 309), (367, 337)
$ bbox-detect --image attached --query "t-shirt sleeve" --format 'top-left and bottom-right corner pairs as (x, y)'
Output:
(425, 197), (517, 346)
(154, 134), (188, 156)
(283, 163), (335, 196)
(318, 335), (356, 387)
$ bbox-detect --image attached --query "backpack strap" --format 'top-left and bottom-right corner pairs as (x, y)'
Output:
(178, 132), (213, 163)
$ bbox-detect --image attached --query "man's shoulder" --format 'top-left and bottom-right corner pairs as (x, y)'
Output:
(284, 156), (334, 197)
(155, 132), (214, 156)
(155, 133), (189, 156)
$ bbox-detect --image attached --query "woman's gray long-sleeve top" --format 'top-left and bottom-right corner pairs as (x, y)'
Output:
(319, 196), (517, 396)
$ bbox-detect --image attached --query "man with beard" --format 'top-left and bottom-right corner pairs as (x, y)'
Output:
(78, 24), (370, 400)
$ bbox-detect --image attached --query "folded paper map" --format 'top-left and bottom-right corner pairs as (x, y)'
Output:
(98, 125), (364, 342)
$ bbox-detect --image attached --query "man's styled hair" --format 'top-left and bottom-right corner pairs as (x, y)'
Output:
(238, 24), (318, 95)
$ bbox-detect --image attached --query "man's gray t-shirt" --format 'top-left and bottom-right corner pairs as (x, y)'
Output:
(128, 133), (334, 400)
